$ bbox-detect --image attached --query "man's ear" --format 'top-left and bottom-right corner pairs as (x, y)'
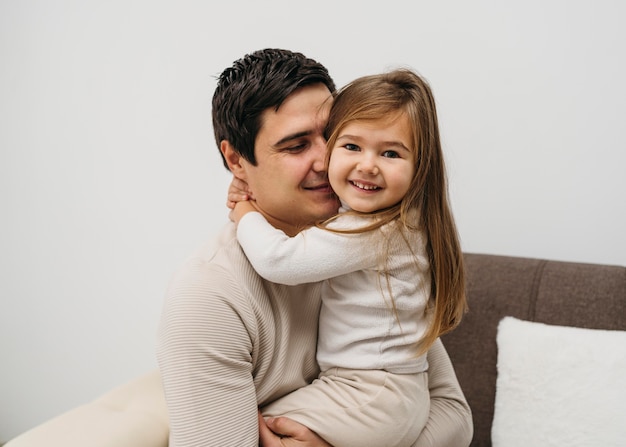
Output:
(220, 140), (248, 180)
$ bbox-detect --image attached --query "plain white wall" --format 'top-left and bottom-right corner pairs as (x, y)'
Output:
(1, 0), (624, 441)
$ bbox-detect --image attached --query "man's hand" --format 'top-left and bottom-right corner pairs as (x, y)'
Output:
(227, 176), (254, 209)
(258, 412), (332, 447)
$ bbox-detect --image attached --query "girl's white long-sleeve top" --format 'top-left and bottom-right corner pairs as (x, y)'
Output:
(236, 209), (432, 374)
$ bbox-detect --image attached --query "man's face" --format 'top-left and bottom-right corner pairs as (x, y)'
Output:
(239, 83), (339, 234)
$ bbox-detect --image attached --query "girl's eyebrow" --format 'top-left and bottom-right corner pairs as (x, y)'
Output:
(338, 134), (411, 152)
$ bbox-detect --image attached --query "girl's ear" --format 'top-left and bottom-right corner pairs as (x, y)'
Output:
(220, 140), (248, 180)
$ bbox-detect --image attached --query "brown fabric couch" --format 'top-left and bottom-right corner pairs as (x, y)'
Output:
(442, 253), (626, 446)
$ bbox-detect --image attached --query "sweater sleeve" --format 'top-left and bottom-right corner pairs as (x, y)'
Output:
(412, 339), (473, 447)
(236, 212), (378, 285)
(156, 259), (260, 447)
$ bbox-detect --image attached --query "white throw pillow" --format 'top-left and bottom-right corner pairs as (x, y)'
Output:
(492, 316), (626, 447)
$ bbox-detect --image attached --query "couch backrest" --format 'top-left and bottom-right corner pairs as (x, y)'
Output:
(441, 253), (626, 447)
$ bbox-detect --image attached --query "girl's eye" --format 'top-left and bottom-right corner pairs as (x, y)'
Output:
(344, 143), (360, 151)
(382, 150), (400, 158)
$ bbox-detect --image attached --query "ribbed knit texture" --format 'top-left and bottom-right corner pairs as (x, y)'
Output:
(157, 223), (321, 447)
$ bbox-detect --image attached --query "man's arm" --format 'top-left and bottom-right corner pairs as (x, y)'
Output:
(413, 338), (473, 447)
(157, 260), (260, 447)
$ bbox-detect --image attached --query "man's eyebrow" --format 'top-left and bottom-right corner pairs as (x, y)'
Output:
(272, 131), (312, 148)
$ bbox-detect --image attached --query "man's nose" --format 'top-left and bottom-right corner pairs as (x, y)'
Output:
(311, 138), (327, 172)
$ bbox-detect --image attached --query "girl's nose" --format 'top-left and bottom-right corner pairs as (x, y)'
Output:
(357, 154), (379, 175)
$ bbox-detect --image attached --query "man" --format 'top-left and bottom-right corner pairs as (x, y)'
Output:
(157, 48), (472, 447)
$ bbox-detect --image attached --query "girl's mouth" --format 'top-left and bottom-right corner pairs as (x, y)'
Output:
(350, 180), (380, 191)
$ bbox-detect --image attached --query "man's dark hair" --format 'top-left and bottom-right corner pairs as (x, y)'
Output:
(212, 48), (336, 169)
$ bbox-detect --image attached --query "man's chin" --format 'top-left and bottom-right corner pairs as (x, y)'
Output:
(310, 202), (340, 222)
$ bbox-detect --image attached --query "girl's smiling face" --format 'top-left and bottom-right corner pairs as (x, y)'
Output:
(328, 112), (415, 213)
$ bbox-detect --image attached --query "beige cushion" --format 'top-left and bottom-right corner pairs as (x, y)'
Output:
(6, 370), (168, 447)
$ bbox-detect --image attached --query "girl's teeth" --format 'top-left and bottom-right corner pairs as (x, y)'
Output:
(353, 181), (378, 190)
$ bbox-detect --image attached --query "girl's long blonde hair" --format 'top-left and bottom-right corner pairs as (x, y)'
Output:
(323, 68), (467, 354)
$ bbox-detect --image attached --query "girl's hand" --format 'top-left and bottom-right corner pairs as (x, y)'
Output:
(258, 412), (333, 447)
(227, 176), (254, 209)
(230, 200), (257, 224)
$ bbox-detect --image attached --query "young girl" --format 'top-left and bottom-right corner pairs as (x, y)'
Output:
(231, 68), (467, 447)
